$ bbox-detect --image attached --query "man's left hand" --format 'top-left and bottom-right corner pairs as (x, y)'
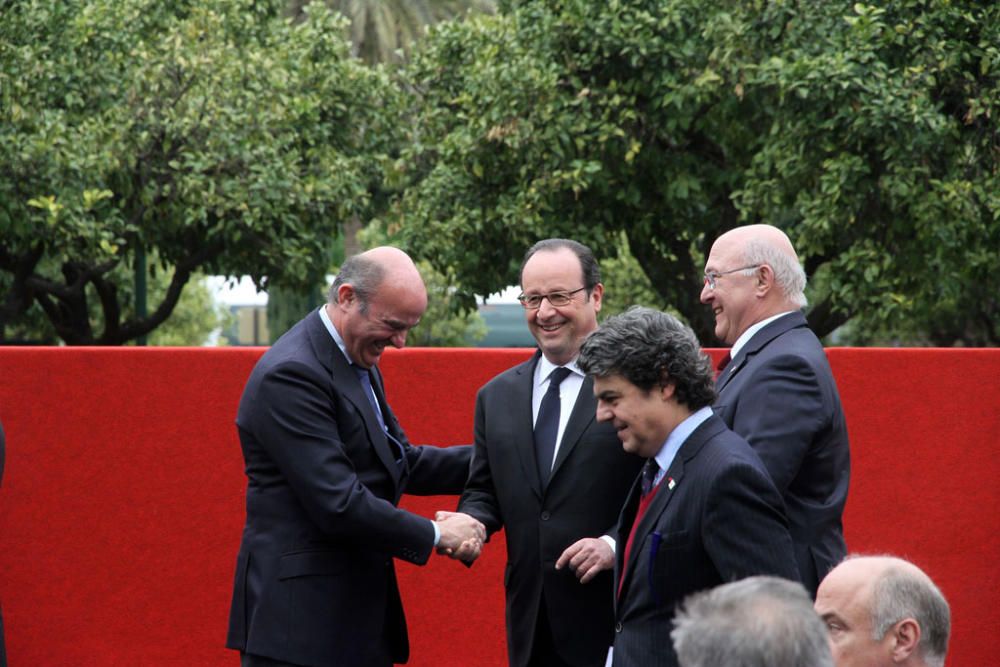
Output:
(555, 537), (614, 583)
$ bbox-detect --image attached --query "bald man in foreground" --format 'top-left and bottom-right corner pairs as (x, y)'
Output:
(815, 556), (950, 667)
(701, 224), (850, 596)
(226, 247), (482, 667)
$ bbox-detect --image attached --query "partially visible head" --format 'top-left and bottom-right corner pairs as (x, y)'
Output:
(518, 239), (603, 365)
(577, 307), (715, 457)
(815, 555), (950, 667)
(327, 246), (428, 368)
(700, 224), (807, 345)
(672, 576), (833, 667)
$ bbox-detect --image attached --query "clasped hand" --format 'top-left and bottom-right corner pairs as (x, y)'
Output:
(434, 510), (486, 563)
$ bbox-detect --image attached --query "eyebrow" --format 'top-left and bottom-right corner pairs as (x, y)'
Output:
(382, 317), (416, 331)
(818, 611), (845, 625)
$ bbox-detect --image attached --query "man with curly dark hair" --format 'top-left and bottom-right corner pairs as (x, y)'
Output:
(578, 307), (799, 667)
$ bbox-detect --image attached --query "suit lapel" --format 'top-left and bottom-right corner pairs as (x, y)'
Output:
(308, 313), (404, 488)
(549, 374), (596, 482)
(618, 457), (685, 600)
(717, 311), (807, 392)
(617, 416), (724, 600)
(371, 366), (409, 486)
(513, 352), (545, 499)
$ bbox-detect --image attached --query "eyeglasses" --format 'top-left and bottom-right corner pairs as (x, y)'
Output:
(517, 286), (588, 309)
(703, 265), (761, 290)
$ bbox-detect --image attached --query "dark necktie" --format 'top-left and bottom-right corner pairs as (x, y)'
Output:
(641, 458), (660, 497)
(354, 365), (405, 464)
(534, 367), (572, 487)
(353, 365), (387, 431)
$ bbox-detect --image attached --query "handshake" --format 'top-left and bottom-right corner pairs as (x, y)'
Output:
(434, 511), (487, 563)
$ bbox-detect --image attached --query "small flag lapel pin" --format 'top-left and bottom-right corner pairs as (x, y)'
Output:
(667, 477), (676, 490)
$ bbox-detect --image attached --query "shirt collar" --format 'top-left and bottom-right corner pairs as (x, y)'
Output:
(653, 406), (714, 473)
(535, 353), (583, 386)
(318, 305), (353, 364)
(729, 311), (797, 360)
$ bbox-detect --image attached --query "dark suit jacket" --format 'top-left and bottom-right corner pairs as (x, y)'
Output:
(715, 311), (850, 595)
(226, 311), (471, 667)
(612, 414), (799, 667)
(458, 351), (643, 667)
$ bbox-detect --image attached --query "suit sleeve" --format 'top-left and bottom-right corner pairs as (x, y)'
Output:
(243, 360), (435, 564)
(455, 388), (504, 536)
(730, 353), (825, 493)
(702, 459), (800, 582)
(404, 443), (473, 495)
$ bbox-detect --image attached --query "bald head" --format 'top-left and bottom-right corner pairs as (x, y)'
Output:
(329, 246), (427, 312)
(717, 224), (798, 263)
(328, 246), (427, 368)
(700, 224), (807, 344)
(815, 556), (950, 667)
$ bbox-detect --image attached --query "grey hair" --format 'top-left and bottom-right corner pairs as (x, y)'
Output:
(742, 239), (808, 308)
(870, 564), (951, 667)
(520, 238), (601, 291)
(577, 306), (716, 410)
(671, 576), (834, 667)
(328, 253), (386, 314)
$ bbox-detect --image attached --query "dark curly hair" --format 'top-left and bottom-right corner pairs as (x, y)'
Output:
(578, 306), (716, 410)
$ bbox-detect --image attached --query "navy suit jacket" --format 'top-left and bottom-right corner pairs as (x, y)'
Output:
(612, 414), (799, 667)
(226, 311), (471, 667)
(458, 351), (643, 667)
(715, 310), (850, 595)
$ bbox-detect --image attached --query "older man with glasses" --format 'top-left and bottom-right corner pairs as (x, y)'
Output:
(700, 224), (851, 597)
(445, 238), (644, 667)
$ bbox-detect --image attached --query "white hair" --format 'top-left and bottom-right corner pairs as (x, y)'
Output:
(742, 239), (807, 308)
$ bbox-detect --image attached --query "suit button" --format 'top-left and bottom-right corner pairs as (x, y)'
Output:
(615, 622), (623, 633)
(540, 511), (551, 521)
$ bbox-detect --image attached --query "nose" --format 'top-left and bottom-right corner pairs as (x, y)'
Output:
(391, 330), (407, 349)
(537, 297), (558, 318)
(595, 402), (611, 423)
(699, 279), (713, 304)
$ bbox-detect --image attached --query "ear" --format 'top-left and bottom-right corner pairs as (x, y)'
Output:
(888, 618), (921, 663)
(754, 264), (775, 298)
(658, 380), (676, 403)
(336, 283), (356, 307)
(590, 282), (604, 313)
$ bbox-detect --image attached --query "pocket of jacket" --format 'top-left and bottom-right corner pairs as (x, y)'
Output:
(278, 550), (348, 579)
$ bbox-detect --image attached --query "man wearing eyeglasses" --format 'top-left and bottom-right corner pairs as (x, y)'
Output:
(449, 239), (644, 667)
(700, 224), (850, 597)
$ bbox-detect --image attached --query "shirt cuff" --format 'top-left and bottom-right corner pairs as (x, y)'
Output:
(432, 519), (440, 547)
(600, 535), (616, 554)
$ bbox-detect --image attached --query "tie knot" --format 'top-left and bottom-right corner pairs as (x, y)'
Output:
(547, 367), (572, 390)
(353, 365), (370, 381)
(641, 459), (660, 496)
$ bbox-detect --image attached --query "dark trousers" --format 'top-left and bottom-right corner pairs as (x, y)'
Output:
(527, 596), (574, 667)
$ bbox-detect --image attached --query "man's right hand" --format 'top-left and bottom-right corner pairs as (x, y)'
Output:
(434, 511), (486, 562)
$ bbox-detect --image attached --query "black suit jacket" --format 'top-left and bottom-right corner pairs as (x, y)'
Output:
(715, 310), (850, 595)
(226, 311), (471, 667)
(458, 351), (643, 667)
(612, 414), (799, 667)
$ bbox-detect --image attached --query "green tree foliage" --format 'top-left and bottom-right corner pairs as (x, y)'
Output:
(264, 0), (495, 343)
(0, 0), (399, 344)
(394, 0), (1000, 345)
(290, 0), (495, 64)
(146, 274), (234, 346)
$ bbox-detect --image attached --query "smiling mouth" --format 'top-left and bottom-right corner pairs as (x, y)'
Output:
(538, 323), (563, 333)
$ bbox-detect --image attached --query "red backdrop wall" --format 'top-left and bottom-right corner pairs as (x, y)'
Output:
(0, 347), (996, 666)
